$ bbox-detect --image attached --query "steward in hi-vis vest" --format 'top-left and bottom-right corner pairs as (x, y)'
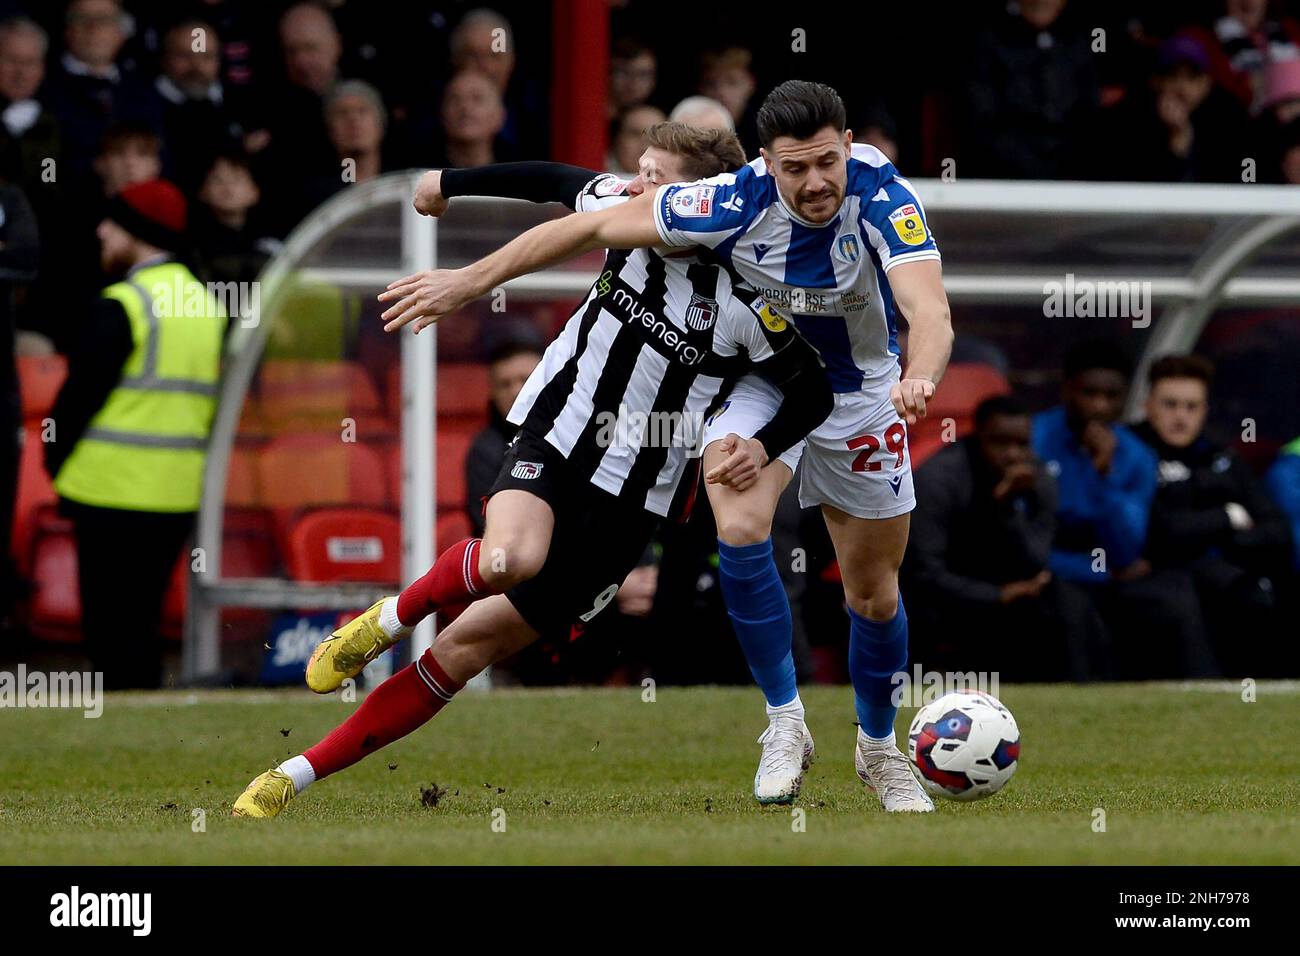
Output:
(46, 179), (227, 689)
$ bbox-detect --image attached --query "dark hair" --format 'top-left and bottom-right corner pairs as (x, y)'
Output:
(97, 121), (161, 157)
(756, 80), (846, 148)
(644, 120), (746, 178)
(611, 36), (653, 62)
(1063, 338), (1132, 380)
(487, 339), (543, 367)
(1148, 353), (1214, 387)
(974, 394), (1028, 429)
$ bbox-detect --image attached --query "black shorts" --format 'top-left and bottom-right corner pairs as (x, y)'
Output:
(488, 428), (661, 637)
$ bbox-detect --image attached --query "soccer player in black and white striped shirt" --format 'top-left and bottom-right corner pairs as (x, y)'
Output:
(232, 124), (832, 816)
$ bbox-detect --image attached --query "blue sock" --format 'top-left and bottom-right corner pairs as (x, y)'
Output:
(848, 598), (908, 739)
(717, 538), (797, 707)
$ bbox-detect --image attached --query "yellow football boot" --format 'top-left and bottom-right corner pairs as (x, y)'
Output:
(231, 769), (296, 818)
(305, 599), (397, 693)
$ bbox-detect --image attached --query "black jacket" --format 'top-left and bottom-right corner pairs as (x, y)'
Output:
(906, 437), (1057, 606)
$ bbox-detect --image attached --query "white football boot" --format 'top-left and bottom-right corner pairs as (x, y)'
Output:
(854, 728), (934, 812)
(753, 714), (815, 804)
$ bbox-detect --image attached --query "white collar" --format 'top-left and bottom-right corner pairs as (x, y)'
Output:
(61, 52), (120, 83)
(155, 74), (223, 106)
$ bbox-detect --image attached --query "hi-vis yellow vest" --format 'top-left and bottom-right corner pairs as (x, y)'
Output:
(54, 261), (226, 512)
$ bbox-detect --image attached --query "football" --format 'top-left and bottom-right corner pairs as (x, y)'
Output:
(907, 691), (1021, 801)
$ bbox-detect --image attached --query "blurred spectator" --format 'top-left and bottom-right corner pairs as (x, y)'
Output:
(963, 0), (1100, 178)
(257, 1), (342, 202)
(148, 18), (247, 192)
(436, 69), (508, 167)
(46, 179), (226, 689)
(1033, 339), (1217, 679)
(1102, 36), (1252, 183)
(906, 395), (1069, 680)
(0, 181), (37, 622)
(47, 0), (158, 179)
(0, 16), (60, 192)
(1260, 57), (1300, 124)
(608, 37), (656, 120)
(465, 338), (542, 537)
(1276, 116), (1300, 181)
(1265, 437), (1300, 571)
(1134, 355), (1291, 673)
(93, 121), (161, 197)
(192, 148), (280, 288)
(608, 103), (665, 174)
(449, 8), (546, 156)
(1186, 0), (1300, 112)
(669, 95), (733, 131)
(699, 47), (758, 151)
(852, 103), (899, 164)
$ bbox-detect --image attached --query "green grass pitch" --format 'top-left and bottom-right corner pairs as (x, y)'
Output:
(1, 682), (1297, 865)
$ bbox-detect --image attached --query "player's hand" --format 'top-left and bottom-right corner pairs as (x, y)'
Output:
(1224, 501), (1255, 532)
(413, 169), (449, 217)
(998, 570), (1051, 604)
(378, 268), (480, 333)
(616, 564), (658, 617)
(1081, 420), (1117, 475)
(993, 462), (1038, 502)
(890, 377), (935, 425)
(705, 433), (768, 491)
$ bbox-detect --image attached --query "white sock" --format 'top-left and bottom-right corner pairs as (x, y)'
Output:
(378, 596), (412, 639)
(766, 693), (805, 720)
(278, 755), (316, 795)
(859, 728), (896, 749)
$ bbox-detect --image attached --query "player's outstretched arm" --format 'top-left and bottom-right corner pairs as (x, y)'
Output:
(379, 191), (663, 334)
(419, 163), (602, 214)
(887, 259), (954, 424)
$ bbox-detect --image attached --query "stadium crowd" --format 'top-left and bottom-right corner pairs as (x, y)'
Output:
(0, 0), (1296, 688)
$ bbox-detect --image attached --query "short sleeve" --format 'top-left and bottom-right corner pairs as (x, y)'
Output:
(859, 174), (941, 273)
(719, 280), (797, 364)
(575, 173), (633, 212)
(653, 170), (752, 248)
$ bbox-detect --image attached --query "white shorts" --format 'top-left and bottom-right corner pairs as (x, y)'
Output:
(703, 374), (916, 520)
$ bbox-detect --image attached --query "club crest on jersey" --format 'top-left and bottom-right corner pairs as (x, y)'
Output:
(835, 233), (861, 263)
(592, 176), (629, 197)
(511, 460), (543, 480)
(685, 292), (718, 331)
(669, 185), (714, 218)
(888, 204), (928, 246)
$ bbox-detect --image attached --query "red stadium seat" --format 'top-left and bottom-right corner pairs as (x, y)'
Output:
(437, 510), (472, 552)
(12, 425), (59, 575)
(285, 508), (401, 584)
(257, 434), (389, 510)
(385, 362), (490, 428)
(17, 354), (66, 422)
(226, 443), (262, 509)
(259, 359), (391, 436)
(383, 429), (475, 512)
(28, 519), (80, 641)
(908, 362), (1011, 469)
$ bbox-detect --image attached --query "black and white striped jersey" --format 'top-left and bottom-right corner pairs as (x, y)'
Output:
(507, 174), (804, 519)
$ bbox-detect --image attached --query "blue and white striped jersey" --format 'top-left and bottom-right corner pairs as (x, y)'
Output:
(653, 143), (940, 393)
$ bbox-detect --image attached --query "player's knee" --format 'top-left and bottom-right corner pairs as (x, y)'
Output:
(844, 572), (900, 621)
(714, 508), (772, 547)
(478, 534), (547, 588)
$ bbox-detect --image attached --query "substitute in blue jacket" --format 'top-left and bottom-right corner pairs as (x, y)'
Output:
(1032, 340), (1217, 680)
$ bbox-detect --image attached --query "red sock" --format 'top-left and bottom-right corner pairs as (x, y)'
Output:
(304, 649), (463, 780)
(396, 537), (492, 627)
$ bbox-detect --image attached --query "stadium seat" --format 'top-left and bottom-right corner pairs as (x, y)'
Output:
(385, 362), (490, 428)
(17, 354), (67, 422)
(258, 359), (391, 436)
(226, 443), (262, 509)
(437, 510), (473, 552)
(28, 519), (80, 641)
(382, 429), (475, 512)
(908, 362), (1010, 469)
(12, 425), (59, 575)
(257, 434), (389, 510)
(285, 508), (401, 584)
